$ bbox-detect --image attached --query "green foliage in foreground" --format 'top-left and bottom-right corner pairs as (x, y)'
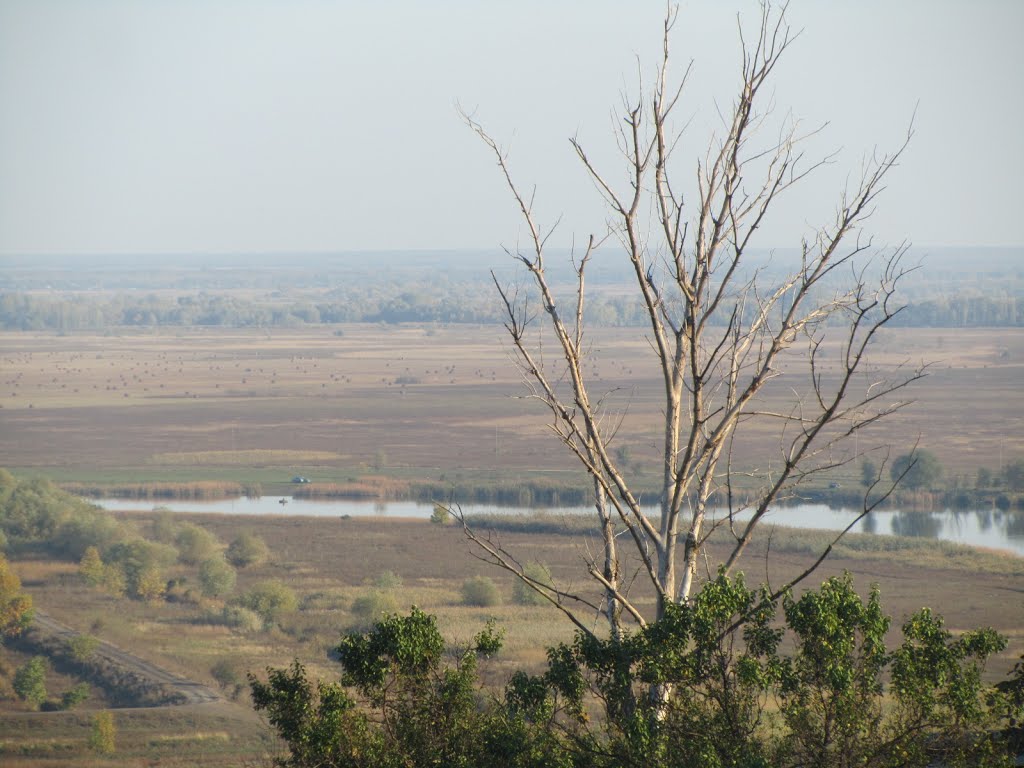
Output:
(252, 575), (1023, 768)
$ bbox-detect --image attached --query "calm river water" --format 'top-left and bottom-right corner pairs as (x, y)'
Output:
(92, 496), (1024, 557)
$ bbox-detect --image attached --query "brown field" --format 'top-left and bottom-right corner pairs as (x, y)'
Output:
(2, 510), (1023, 765)
(1, 325), (1022, 490)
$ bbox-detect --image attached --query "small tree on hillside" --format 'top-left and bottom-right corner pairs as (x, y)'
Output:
(13, 656), (47, 708)
(78, 546), (105, 586)
(0, 554), (33, 639)
(89, 711), (116, 754)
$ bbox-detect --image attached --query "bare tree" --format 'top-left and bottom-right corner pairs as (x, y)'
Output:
(459, 2), (923, 645)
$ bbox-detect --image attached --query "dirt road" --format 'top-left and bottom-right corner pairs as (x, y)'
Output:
(29, 611), (221, 707)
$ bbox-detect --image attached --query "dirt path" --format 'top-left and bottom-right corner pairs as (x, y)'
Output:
(30, 611), (222, 707)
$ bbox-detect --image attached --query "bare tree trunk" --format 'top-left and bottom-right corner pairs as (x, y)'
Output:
(461, 0), (922, 719)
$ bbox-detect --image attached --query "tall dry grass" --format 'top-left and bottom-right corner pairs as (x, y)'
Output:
(148, 449), (342, 466)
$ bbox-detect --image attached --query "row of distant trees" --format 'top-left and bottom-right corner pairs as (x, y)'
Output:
(2, 288), (1022, 331)
(863, 451), (1024, 493)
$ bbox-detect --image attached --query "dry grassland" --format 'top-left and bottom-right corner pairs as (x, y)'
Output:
(3, 506), (1023, 766)
(1, 325), (1021, 490)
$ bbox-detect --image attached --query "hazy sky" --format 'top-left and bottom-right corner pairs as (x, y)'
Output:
(1, 1), (1021, 256)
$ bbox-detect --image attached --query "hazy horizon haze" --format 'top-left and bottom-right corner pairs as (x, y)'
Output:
(1, 0), (1021, 257)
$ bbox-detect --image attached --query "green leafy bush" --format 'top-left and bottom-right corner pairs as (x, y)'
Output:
(225, 532), (270, 567)
(105, 537), (177, 599)
(252, 577), (1020, 768)
(210, 658), (245, 700)
(13, 656), (47, 709)
(461, 575), (501, 607)
(174, 522), (219, 565)
(512, 561), (553, 606)
(430, 503), (450, 525)
(60, 682), (91, 710)
(232, 580), (298, 627)
(198, 556), (237, 598)
(67, 633), (99, 662)
(221, 605), (264, 633)
(89, 711), (116, 754)
(351, 589), (399, 624)
(373, 570), (403, 590)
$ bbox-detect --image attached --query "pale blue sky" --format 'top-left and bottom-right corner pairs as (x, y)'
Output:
(0, 1), (1021, 256)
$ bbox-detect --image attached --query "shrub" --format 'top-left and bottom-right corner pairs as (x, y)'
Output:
(430, 503), (451, 525)
(512, 561), (553, 606)
(374, 570), (403, 590)
(221, 605), (264, 633)
(461, 576), (501, 607)
(225, 532), (269, 568)
(351, 590), (400, 623)
(0, 554), (33, 638)
(150, 509), (178, 543)
(132, 566), (167, 602)
(13, 656), (47, 708)
(68, 633), (100, 662)
(106, 537), (177, 576)
(79, 546), (105, 586)
(89, 711), (116, 754)
(198, 556), (237, 598)
(175, 522), (219, 565)
(210, 659), (244, 700)
(52, 507), (125, 559)
(99, 563), (127, 597)
(233, 580), (298, 627)
(60, 682), (91, 710)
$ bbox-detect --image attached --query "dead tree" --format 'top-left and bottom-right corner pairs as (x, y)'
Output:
(459, 2), (923, 643)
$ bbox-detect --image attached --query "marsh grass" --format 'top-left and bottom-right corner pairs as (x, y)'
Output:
(149, 449), (342, 466)
(749, 525), (1024, 576)
(64, 481), (248, 500)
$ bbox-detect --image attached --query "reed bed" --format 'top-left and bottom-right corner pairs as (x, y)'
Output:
(63, 481), (251, 500)
(148, 449), (342, 466)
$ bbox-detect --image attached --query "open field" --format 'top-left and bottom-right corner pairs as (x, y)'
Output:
(1, 324), (1022, 761)
(1, 325), (1022, 493)
(2, 510), (1023, 765)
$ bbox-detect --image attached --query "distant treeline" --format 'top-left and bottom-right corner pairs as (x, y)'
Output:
(2, 287), (1022, 331)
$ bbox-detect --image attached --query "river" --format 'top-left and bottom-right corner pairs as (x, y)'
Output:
(91, 496), (1024, 557)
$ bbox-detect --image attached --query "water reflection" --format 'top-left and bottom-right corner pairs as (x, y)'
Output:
(976, 508), (993, 532)
(1006, 511), (1024, 538)
(89, 496), (1024, 556)
(890, 512), (942, 539)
